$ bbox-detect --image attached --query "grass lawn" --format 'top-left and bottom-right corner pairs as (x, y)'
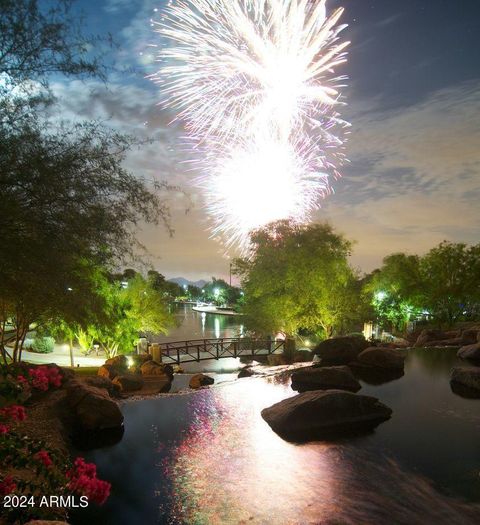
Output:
(72, 366), (99, 377)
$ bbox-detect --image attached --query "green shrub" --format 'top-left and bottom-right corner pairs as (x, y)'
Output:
(31, 337), (55, 354)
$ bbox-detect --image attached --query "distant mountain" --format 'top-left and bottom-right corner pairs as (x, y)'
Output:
(168, 277), (208, 289)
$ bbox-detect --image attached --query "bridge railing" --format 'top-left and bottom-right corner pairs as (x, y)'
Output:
(158, 337), (285, 364)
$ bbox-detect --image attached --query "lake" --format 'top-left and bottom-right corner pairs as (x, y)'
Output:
(71, 347), (480, 525)
(153, 304), (245, 343)
(150, 304), (247, 373)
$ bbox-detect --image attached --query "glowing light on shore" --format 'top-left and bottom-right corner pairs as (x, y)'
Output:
(151, 0), (350, 251)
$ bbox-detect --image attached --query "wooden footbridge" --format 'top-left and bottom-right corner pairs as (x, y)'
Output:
(150, 337), (287, 365)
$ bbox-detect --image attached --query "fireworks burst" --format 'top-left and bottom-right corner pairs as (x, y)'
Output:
(150, 0), (350, 251)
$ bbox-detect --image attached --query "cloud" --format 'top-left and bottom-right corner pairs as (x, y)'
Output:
(318, 80), (480, 271)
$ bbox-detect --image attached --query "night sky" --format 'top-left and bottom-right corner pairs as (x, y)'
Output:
(51, 0), (480, 280)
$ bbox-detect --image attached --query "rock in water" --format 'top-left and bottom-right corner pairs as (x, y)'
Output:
(450, 367), (480, 392)
(66, 380), (123, 431)
(140, 361), (174, 380)
(238, 367), (254, 378)
(457, 343), (480, 362)
(261, 390), (392, 441)
(189, 374), (215, 389)
(291, 366), (361, 393)
(112, 374), (144, 392)
(356, 347), (406, 369)
(84, 376), (121, 397)
(414, 329), (448, 347)
(97, 364), (123, 380)
(313, 336), (369, 365)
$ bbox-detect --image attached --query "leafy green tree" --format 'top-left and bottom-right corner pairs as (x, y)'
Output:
(234, 221), (362, 338)
(88, 274), (174, 358)
(187, 285), (202, 301)
(145, 270), (183, 300)
(367, 242), (480, 330)
(0, 0), (173, 363)
(364, 253), (423, 332)
(0, 121), (169, 362)
(202, 278), (243, 307)
(419, 241), (480, 325)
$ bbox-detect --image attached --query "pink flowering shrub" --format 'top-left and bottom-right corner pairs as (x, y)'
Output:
(0, 404), (26, 421)
(66, 457), (111, 505)
(0, 475), (17, 496)
(27, 365), (62, 391)
(34, 449), (53, 468)
(0, 366), (111, 521)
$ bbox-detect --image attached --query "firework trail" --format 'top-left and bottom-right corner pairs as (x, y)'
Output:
(151, 0), (350, 251)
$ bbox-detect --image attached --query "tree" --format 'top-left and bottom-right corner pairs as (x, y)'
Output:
(364, 253), (423, 332)
(0, 0), (109, 84)
(0, 121), (169, 362)
(187, 285), (202, 301)
(419, 241), (480, 326)
(202, 278), (243, 307)
(366, 242), (480, 330)
(0, 0), (112, 131)
(87, 274), (174, 358)
(234, 220), (362, 338)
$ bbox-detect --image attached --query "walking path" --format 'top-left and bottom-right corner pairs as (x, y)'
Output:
(18, 344), (104, 368)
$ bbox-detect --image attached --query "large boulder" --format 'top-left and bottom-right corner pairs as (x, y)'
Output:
(291, 366), (361, 393)
(97, 363), (123, 380)
(112, 374), (144, 392)
(84, 376), (120, 397)
(140, 360), (174, 380)
(25, 521), (71, 525)
(293, 350), (314, 363)
(105, 355), (129, 369)
(450, 367), (480, 392)
(267, 354), (289, 366)
(356, 347), (406, 369)
(414, 329), (448, 347)
(261, 390), (392, 441)
(238, 367), (254, 378)
(66, 380), (123, 431)
(460, 329), (479, 345)
(457, 343), (480, 362)
(422, 338), (463, 348)
(313, 336), (369, 365)
(189, 374), (215, 389)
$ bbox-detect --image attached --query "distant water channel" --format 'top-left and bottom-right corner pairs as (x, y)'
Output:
(72, 348), (480, 525)
(150, 304), (246, 373)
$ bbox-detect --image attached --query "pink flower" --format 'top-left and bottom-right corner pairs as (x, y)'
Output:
(66, 457), (111, 505)
(27, 366), (63, 391)
(0, 476), (16, 496)
(0, 424), (9, 435)
(0, 405), (26, 422)
(28, 368), (49, 391)
(35, 449), (53, 468)
(16, 375), (28, 385)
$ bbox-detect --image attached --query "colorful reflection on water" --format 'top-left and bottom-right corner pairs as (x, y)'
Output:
(74, 349), (480, 525)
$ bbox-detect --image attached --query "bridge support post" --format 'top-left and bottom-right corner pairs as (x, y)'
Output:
(150, 343), (162, 363)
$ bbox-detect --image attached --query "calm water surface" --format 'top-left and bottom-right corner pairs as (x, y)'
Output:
(153, 304), (245, 343)
(72, 348), (480, 525)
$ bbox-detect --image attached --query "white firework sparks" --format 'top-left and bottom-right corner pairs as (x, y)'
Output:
(150, 0), (350, 251)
